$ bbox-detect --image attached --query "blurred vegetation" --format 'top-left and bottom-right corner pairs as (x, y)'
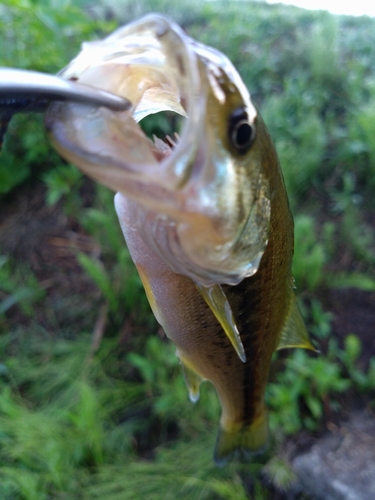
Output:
(1, 0), (375, 498)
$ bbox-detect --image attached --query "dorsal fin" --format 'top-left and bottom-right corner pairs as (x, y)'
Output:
(277, 294), (316, 351)
(195, 283), (247, 363)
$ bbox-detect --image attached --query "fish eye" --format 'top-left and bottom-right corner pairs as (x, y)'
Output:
(228, 108), (256, 154)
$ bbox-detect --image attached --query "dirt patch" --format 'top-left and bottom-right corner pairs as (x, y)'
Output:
(0, 181), (102, 332)
(328, 288), (375, 368)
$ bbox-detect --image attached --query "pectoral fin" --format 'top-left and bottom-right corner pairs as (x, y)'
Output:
(195, 283), (246, 363)
(277, 294), (316, 351)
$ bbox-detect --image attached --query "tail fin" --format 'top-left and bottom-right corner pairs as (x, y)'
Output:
(214, 412), (268, 466)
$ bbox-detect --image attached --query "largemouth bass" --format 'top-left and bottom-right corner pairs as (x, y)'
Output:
(45, 14), (313, 464)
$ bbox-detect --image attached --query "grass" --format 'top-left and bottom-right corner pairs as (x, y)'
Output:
(1, 0), (375, 499)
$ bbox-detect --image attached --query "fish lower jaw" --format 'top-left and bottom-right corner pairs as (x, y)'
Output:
(164, 245), (265, 287)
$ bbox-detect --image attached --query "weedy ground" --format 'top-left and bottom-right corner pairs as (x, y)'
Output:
(0, 1), (375, 499)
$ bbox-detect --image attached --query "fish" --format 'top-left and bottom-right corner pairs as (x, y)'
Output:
(44, 14), (314, 464)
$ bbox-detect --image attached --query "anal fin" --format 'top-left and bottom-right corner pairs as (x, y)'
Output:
(195, 283), (246, 363)
(277, 294), (316, 351)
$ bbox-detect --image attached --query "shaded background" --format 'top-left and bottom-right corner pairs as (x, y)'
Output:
(0, 0), (374, 498)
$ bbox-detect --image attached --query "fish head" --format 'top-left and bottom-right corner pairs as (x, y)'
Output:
(46, 14), (273, 286)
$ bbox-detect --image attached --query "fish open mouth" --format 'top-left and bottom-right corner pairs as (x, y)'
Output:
(46, 14), (203, 199)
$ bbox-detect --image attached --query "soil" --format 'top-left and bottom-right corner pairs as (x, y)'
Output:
(0, 181), (102, 332)
(328, 288), (375, 367)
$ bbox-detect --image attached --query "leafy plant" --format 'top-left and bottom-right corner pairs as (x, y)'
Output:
(339, 203), (375, 265)
(267, 346), (351, 435)
(292, 215), (333, 291)
(339, 334), (375, 392)
(0, 255), (45, 317)
(42, 164), (82, 209)
(261, 89), (327, 206)
(0, 0), (118, 196)
(262, 456), (296, 492)
(77, 185), (149, 321)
